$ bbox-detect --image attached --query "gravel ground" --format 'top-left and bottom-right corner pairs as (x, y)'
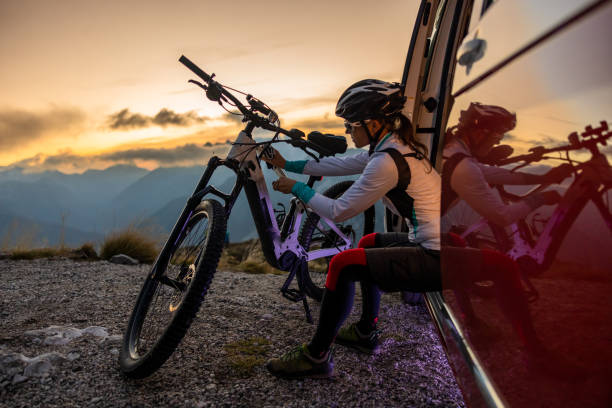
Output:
(0, 258), (465, 407)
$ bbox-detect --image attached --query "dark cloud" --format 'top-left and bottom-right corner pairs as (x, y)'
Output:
(107, 108), (207, 130)
(42, 152), (92, 169)
(107, 109), (149, 129)
(5, 142), (232, 173)
(99, 143), (219, 164)
(0, 107), (85, 149)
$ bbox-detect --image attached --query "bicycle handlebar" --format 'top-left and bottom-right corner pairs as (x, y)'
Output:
(497, 121), (610, 166)
(179, 55), (337, 158)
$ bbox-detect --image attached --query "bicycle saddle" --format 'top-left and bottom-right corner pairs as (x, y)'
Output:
(307, 131), (347, 156)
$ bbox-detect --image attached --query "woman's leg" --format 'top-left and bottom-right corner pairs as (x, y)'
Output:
(354, 232), (414, 333)
(308, 249), (369, 357)
(308, 244), (441, 357)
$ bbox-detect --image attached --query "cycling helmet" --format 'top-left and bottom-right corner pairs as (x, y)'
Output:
(458, 102), (516, 134)
(335, 79), (406, 123)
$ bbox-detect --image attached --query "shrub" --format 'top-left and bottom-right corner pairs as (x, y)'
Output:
(74, 243), (98, 260)
(100, 228), (158, 264)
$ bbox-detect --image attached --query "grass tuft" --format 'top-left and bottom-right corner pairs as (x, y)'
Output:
(10, 248), (66, 260)
(100, 227), (158, 264)
(223, 337), (271, 377)
(7, 243), (100, 261)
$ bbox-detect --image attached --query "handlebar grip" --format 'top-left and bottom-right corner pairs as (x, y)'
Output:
(288, 128), (305, 139)
(179, 55), (212, 83)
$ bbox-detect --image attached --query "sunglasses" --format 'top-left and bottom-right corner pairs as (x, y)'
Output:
(344, 120), (367, 133)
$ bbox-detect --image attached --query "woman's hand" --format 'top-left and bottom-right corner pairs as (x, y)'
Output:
(260, 147), (286, 169)
(272, 176), (297, 194)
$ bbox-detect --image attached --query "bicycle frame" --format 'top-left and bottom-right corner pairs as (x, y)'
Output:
(152, 121), (352, 280)
(461, 150), (612, 273)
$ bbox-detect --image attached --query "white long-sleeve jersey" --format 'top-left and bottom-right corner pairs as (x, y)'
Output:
(443, 139), (533, 227)
(301, 133), (441, 250)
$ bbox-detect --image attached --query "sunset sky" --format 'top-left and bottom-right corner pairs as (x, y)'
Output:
(0, 0), (418, 173)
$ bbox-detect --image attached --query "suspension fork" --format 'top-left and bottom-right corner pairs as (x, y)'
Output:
(151, 156), (240, 279)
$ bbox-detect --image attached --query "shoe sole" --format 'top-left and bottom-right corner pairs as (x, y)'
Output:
(266, 363), (334, 380)
(335, 338), (377, 355)
(267, 370), (334, 380)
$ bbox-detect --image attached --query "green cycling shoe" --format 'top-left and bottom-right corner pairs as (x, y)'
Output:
(335, 323), (380, 355)
(266, 344), (334, 379)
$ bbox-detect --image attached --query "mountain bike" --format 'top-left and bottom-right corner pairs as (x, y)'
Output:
(119, 56), (375, 378)
(455, 121), (611, 281)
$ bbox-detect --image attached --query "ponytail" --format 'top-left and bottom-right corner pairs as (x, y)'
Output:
(385, 114), (433, 172)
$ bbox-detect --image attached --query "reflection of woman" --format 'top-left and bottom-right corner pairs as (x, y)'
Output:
(264, 80), (441, 379)
(442, 103), (577, 377)
(442, 102), (572, 223)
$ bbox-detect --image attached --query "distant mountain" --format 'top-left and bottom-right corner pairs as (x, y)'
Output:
(112, 165), (235, 226)
(0, 179), (83, 227)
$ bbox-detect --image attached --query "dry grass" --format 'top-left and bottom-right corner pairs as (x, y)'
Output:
(223, 337), (271, 378)
(7, 243), (99, 261)
(218, 240), (285, 275)
(100, 227), (159, 264)
(0, 220), (40, 251)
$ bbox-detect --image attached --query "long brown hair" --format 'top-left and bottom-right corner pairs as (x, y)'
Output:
(384, 114), (433, 171)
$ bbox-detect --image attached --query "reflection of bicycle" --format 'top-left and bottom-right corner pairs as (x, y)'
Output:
(119, 56), (374, 378)
(458, 121), (611, 277)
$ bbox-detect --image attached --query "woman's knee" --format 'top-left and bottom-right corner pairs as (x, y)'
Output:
(358, 233), (378, 248)
(325, 248), (367, 291)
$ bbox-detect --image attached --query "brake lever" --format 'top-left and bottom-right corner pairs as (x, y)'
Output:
(188, 79), (208, 91)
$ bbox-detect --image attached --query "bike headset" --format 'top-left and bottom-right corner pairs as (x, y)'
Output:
(335, 79), (407, 154)
(454, 102), (517, 153)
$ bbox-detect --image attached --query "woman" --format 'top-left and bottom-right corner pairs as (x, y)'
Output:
(264, 79), (442, 379)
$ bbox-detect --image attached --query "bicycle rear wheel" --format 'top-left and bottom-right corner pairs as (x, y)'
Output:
(119, 199), (226, 378)
(298, 180), (375, 301)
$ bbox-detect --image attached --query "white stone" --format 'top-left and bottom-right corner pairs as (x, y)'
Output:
(82, 326), (109, 338)
(12, 374), (28, 384)
(109, 254), (139, 265)
(23, 360), (52, 377)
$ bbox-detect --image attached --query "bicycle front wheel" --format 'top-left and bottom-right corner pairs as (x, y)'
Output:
(298, 180), (375, 301)
(119, 199), (226, 378)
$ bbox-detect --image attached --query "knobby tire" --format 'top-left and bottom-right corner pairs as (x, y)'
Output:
(119, 199), (226, 378)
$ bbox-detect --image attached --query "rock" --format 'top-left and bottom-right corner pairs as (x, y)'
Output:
(12, 374), (28, 384)
(23, 360), (52, 377)
(82, 326), (109, 338)
(101, 334), (122, 344)
(33, 352), (67, 365)
(109, 254), (139, 265)
(67, 352), (80, 361)
(25, 326), (83, 345)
